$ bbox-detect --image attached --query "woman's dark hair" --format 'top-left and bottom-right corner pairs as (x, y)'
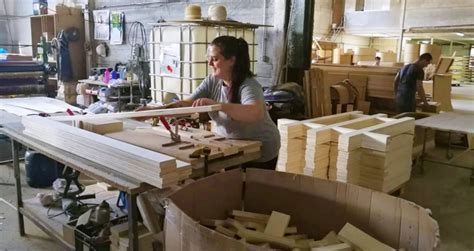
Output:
(210, 36), (253, 103)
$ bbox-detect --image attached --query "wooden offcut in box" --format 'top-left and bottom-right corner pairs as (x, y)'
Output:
(164, 169), (439, 251)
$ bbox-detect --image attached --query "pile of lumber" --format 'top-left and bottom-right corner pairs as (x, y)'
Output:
(277, 112), (366, 177)
(276, 119), (308, 173)
(277, 112), (415, 193)
(110, 222), (153, 251)
(304, 64), (400, 117)
(201, 210), (395, 250)
(22, 116), (191, 188)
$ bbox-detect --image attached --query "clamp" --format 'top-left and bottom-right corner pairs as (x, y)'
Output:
(189, 146), (211, 177)
(153, 116), (181, 146)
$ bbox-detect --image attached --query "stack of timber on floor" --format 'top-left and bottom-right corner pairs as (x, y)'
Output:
(336, 117), (414, 192)
(21, 116), (191, 188)
(277, 112), (415, 193)
(276, 119), (308, 173)
(304, 64), (400, 117)
(306, 113), (388, 180)
(277, 112), (366, 175)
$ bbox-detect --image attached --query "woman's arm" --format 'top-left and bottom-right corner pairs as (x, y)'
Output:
(192, 98), (264, 122)
(135, 99), (194, 111)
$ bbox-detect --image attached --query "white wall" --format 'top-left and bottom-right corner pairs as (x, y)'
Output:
(344, 0), (474, 35)
(313, 0), (332, 38)
(0, 0), (81, 55)
(1, 0), (284, 86)
(336, 34), (371, 52)
(371, 37), (398, 53)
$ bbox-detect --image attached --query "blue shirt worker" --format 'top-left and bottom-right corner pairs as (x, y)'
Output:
(394, 53), (432, 112)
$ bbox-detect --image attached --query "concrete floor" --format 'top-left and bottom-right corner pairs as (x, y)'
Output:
(0, 162), (62, 250)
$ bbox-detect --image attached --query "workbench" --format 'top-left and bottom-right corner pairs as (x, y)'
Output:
(0, 110), (262, 250)
(0, 121), (152, 251)
(415, 112), (474, 183)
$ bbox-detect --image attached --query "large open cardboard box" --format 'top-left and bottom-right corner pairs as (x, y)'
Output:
(164, 169), (439, 250)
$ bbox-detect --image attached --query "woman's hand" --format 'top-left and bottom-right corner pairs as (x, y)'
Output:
(134, 105), (151, 112)
(192, 98), (218, 107)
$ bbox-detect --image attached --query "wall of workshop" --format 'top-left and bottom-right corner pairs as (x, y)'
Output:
(335, 34), (370, 52)
(0, 0), (80, 55)
(344, 0), (474, 35)
(0, 0), (284, 87)
(441, 45), (470, 57)
(370, 37), (398, 53)
(313, 0), (332, 39)
(92, 0), (279, 86)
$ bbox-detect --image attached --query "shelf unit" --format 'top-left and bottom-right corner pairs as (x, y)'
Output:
(30, 6), (86, 83)
(78, 79), (140, 111)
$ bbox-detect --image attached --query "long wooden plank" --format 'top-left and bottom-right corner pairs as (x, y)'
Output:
(50, 104), (223, 121)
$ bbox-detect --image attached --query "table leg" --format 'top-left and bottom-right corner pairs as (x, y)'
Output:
(12, 140), (25, 236)
(446, 131), (454, 159)
(419, 127), (428, 174)
(118, 89), (122, 112)
(471, 169), (474, 186)
(127, 193), (139, 251)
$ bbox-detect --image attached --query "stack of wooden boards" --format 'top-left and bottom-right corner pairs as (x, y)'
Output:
(277, 111), (415, 193)
(303, 64), (400, 118)
(201, 210), (395, 250)
(110, 222), (153, 251)
(21, 116), (192, 188)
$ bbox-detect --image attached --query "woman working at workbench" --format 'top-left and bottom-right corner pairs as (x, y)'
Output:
(137, 36), (280, 169)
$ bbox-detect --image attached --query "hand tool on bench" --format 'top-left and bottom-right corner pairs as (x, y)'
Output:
(189, 146), (211, 176)
(154, 116), (183, 146)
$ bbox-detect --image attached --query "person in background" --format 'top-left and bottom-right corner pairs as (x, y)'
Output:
(393, 53), (433, 113)
(374, 56), (381, 66)
(137, 36), (280, 170)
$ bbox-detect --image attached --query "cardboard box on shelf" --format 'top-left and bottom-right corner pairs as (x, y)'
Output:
(164, 169), (439, 251)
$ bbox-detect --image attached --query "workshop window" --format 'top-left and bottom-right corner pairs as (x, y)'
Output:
(356, 0), (390, 11)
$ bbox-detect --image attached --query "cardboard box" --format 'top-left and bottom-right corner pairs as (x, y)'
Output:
(165, 169), (439, 250)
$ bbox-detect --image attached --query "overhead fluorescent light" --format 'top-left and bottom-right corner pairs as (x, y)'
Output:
(455, 32), (465, 37)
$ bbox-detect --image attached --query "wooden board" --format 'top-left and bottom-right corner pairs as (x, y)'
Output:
(50, 104), (223, 121)
(80, 119), (123, 135)
(338, 223), (395, 251)
(264, 211), (291, 237)
(435, 57), (454, 74)
(432, 74), (453, 111)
